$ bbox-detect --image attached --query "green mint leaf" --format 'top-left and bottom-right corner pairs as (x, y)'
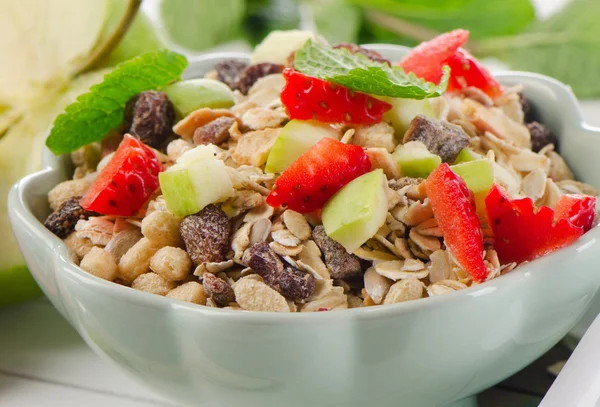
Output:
(294, 39), (449, 99)
(482, 0), (600, 98)
(46, 50), (187, 155)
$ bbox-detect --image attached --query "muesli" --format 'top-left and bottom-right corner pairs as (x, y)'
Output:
(44, 29), (597, 312)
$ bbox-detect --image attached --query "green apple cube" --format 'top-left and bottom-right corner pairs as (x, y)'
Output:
(251, 30), (315, 64)
(453, 148), (483, 164)
(451, 159), (494, 215)
(265, 120), (340, 173)
(383, 98), (435, 136)
(322, 169), (388, 253)
(450, 159), (494, 195)
(177, 144), (219, 165)
(159, 148), (234, 216)
(164, 79), (235, 117)
(393, 141), (441, 179)
(159, 168), (201, 216)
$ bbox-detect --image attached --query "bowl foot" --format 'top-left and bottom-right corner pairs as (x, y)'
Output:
(442, 395), (477, 407)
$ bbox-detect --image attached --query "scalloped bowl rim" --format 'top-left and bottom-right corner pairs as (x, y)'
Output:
(12, 43), (600, 324)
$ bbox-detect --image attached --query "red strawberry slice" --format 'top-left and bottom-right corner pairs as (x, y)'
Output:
(280, 68), (392, 125)
(485, 185), (584, 264)
(266, 138), (371, 213)
(425, 163), (488, 283)
(81, 134), (162, 216)
(444, 49), (503, 97)
(400, 29), (469, 84)
(553, 194), (596, 232)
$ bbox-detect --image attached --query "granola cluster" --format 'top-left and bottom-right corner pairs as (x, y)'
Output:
(44, 54), (597, 312)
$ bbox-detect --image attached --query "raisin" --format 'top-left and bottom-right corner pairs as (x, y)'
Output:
(214, 60), (248, 89)
(519, 92), (536, 123)
(44, 196), (95, 238)
(277, 267), (315, 301)
(180, 205), (230, 265)
(124, 91), (175, 149)
(312, 226), (362, 280)
(193, 116), (236, 146)
(528, 121), (557, 153)
(237, 63), (284, 94)
(333, 43), (391, 65)
(243, 242), (283, 285)
(403, 115), (469, 163)
(203, 272), (235, 306)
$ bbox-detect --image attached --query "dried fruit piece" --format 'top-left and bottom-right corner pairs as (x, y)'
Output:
(193, 116), (236, 146)
(333, 43), (390, 65)
(214, 60), (248, 89)
(203, 272), (235, 306)
(125, 91), (175, 149)
(403, 115), (469, 163)
(312, 225), (362, 280)
(277, 267), (315, 301)
(180, 205), (230, 265)
(237, 63), (284, 94)
(44, 196), (95, 238)
(527, 121), (557, 153)
(243, 242), (284, 285)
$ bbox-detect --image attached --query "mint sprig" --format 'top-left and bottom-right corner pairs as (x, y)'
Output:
(46, 50), (188, 155)
(294, 40), (449, 99)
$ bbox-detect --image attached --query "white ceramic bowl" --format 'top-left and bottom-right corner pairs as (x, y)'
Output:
(9, 45), (600, 407)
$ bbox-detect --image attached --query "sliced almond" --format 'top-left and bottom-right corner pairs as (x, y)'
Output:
(409, 229), (441, 252)
(364, 267), (393, 305)
(383, 278), (425, 304)
(282, 210), (311, 240)
(250, 218), (272, 244)
(373, 260), (429, 281)
(427, 279), (467, 296)
(353, 246), (398, 262)
(298, 240), (330, 280)
(271, 229), (302, 247)
(270, 241), (303, 256)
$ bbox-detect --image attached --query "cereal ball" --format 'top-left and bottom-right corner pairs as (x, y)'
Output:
(48, 178), (94, 211)
(166, 282), (207, 304)
(141, 210), (183, 247)
(118, 237), (160, 283)
(150, 246), (192, 281)
(64, 233), (93, 260)
(131, 273), (176, 296)
(80, 247), (118, 281)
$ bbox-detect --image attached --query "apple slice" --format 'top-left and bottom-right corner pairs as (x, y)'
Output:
(392, 141), (441, 178)
(158, 168), (200, 217)
(251, 30), (315, 65)
(451, 159), (494, 214)
(383, 98), (435, 136)
(453, 148), (483, 164)
(265, 120), (340, 173)
(164, 79), (235, 117)
(322, 169), (388, 252)
(159, 145), (234, 216)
